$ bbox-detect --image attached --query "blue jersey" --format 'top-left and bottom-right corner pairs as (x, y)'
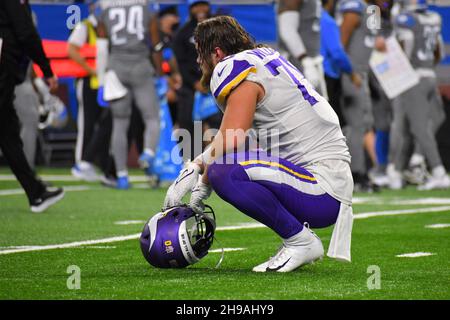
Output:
(320, 9), (353, 78)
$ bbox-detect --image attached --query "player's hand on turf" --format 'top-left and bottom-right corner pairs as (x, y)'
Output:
(163, 162), (202, 209)
(189, 179), (212, 214)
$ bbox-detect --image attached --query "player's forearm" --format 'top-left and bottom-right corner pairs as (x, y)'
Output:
(96, 38), (109, 85)
(68, 44), (95, 75)
(278, 11), (306, 59)
(340, 13), (360, 50)
(152, 51), (163, 76)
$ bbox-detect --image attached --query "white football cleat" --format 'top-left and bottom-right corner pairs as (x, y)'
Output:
(252, 246), (283, 272)
(387, 164), (403, 190)
(71, 162), (99, 182)
(418, 166), (450, 190)
(253, 226), (324, 273)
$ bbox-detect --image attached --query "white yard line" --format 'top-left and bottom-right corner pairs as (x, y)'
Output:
(0, 185), (93, 196)
(209, 248), (246, 253)
(1, 206), (450, 256)
(114, 220), (146, 225)
(216, 223), (266, 231)
(425, 223), (450, 229)
(396, 252), (436, 258)
(353, 206), (450, 219)
(352, 197), (450, 205)
(0, 234), (140, 255)
(0, 174), (148, 182)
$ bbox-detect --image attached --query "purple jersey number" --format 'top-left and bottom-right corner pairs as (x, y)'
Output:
(249, 49), (318, 106)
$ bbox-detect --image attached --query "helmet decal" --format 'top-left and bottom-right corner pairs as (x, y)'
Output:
(140, 205), (216, 269)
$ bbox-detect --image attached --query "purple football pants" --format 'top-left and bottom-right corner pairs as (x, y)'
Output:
(207, 151), (340, 239)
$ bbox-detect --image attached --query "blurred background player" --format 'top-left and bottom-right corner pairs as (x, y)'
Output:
(368, 0), (394, 187)
(68, 0), (116, 187)
(0, 0), (64, 212)
(96, 0), (162, 189)
(338, 0), (384, 192)
(320, 0), (361, 126)
(157, 5), (182, 127)
(278, 0), (328, 98)
(13, 64), (40, 169)
(172, 0), (222, 161)
(388, 0), (449, 190)
(13, 12), (40, 169)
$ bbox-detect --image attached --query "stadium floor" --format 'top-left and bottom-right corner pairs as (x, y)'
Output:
(0, 168), (449, 299)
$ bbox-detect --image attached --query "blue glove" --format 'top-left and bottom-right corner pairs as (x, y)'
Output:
(97, 86), (109, 108)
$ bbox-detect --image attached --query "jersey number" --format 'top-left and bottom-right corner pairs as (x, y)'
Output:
(264, 55), (318, 106)
(418, 25), (439, 61)
(109, 6), (144, 45)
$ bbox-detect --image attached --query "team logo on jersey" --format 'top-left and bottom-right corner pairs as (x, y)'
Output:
(217, 65), (227, 77)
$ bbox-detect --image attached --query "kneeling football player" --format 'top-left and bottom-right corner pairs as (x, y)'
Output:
(163, 16), (354, 272)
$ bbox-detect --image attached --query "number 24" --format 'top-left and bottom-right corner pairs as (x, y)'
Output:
(109, 6), (144, 45)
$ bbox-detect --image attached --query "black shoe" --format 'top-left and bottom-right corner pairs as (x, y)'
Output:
(30, 187), (65, 213)
(353, 173), (380, 193)
(100, 175), (117, 188)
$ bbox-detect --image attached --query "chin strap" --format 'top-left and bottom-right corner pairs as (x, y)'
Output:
(213, 236), (225, 269)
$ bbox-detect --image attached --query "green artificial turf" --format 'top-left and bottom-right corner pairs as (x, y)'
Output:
(0, 168), (449, 299)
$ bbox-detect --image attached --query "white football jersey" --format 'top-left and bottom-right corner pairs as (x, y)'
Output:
(210, 47), (353, 204)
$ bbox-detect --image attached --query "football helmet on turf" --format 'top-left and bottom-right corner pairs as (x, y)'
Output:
(140, 205), (216, 268)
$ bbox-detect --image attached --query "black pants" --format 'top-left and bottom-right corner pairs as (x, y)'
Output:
(176, 86), (196, 161)
(325, 75), (346, 127)
(176, 86), (223, 161)
(76, 77), (114, 176)
(0, 66), (45, 203)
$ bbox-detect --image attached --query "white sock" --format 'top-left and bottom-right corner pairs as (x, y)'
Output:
(283, 228), (311, 248)
(432, 165), (446, 178)
(144, 148), (155, 157)
(117, 170), (128, 178)
(387, 163), (401, 177)
(409, 153), (425, 167)
(79, 161), (93, 170)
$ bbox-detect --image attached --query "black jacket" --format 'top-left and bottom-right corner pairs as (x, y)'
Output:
(0, 0), (52, 83)
(172, 18), (201, 90)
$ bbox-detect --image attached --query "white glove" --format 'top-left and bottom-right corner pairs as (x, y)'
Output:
(301, 56), (320, 89)
(189, 179), (212, 214)
(163, 162), (202, 209)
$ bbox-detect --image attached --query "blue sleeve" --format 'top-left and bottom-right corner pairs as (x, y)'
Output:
(323, 18), (353, 74)
(148, 0), (158, 14)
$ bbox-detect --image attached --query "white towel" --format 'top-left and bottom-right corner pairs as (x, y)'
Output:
(327, 202), (353, 262)
(104, 70), (128, 101)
